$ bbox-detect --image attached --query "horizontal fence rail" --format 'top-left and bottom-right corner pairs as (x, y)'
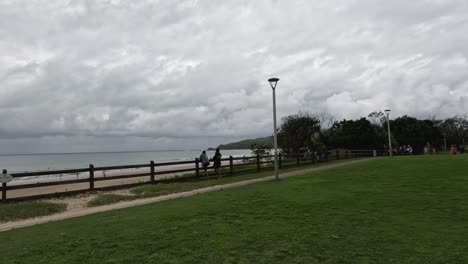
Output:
(1, 149), (378, 202)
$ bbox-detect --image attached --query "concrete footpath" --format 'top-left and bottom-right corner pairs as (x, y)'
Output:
(0, 158), (374, 232)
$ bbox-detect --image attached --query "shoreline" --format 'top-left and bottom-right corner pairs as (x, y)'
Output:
(2, 149), (252, 174)
(6, 159), (248, 200)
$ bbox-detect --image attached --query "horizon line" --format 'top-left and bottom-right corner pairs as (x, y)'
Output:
(0, 149), (214, 156)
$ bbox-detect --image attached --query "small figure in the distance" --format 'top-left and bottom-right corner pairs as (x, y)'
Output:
(450, 145), (457, 155)
(212, 148), (222, 179)
(199, 150), (210, 177)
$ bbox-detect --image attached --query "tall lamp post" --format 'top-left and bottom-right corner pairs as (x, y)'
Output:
(384, 109), (392, 157)
(268, 77), (280, 180)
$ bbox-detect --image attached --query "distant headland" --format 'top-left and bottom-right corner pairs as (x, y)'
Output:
(214, 136), (273, 150)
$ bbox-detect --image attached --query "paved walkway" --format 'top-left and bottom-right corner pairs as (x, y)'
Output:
(0, 158), (374, 232)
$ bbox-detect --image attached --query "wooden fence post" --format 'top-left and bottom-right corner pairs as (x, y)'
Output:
(296, 153), (300, 165)
(345, 150), (349, 159)
(336, 149), (339, 159)
(2, 169), (7, 203)
(195, 158), (200, 177)
(278, 153), (282, 169)
(89, 164), (95, 191)
(373, 150), (377, 157)
(150, 160), (155, 182)
(229, 156), (233, 175)
(256, 154), (261, 172)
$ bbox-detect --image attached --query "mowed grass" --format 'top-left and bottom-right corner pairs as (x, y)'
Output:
(1, 155), (467, 263)
(87, 158), (352, 206)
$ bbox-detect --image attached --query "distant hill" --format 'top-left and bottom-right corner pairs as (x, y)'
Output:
(217, 136), (273, 150)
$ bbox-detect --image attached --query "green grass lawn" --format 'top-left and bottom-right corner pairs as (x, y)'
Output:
(87, 158), (351, 207)
(1, 155), (467, 263)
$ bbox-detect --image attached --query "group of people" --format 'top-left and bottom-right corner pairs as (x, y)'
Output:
(198, 148), (222, 179)
(387, 143), (466, 155)
(449, 144), (465, 154)
(314, 151), (328, 162)
(385, 144), (414, 155)
(423, 144), (438, 155)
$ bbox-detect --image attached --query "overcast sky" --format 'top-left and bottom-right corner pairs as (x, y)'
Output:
(1, 0), (468, 154)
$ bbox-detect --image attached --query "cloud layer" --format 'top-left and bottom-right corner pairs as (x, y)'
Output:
(1, 0), (468, 153)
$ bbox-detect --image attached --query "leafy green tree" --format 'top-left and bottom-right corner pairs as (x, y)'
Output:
(390, 116), (442, 152)
(277, 112), (322, 154)
(325, 118), (386, 149)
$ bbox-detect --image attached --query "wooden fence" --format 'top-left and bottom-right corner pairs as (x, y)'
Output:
(1, 149), (377, 202)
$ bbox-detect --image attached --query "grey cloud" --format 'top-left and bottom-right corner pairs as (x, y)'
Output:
(1, 0), (468, 153)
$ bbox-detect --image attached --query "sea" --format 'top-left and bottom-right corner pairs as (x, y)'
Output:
(0, 149), (252, 173)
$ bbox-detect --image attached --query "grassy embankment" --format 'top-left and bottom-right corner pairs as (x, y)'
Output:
(1, 155), (467, 263)
(0, 202), (66, 222)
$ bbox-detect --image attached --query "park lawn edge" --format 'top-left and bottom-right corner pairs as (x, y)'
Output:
(86, 158), (363, 207)
(1, 158), (365, 221)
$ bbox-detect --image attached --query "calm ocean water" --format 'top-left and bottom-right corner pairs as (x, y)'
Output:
(0, 149), (252, 173)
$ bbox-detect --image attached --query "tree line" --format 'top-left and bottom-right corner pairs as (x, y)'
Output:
(253, 112), (467, 155)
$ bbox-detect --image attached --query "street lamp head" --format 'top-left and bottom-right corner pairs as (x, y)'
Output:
(268, 78), (280, 90)
(384, 109), (391, 115)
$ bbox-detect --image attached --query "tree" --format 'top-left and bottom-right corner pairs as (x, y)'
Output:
(390, 116), (442, 153)
(325, 118), (386, 149)
(437, 115), (468, 147)
(277, 112), (322, 154)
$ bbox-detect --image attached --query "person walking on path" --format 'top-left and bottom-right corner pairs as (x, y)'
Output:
(212, 148), (222, 179)
(199, 150), (210, 177)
